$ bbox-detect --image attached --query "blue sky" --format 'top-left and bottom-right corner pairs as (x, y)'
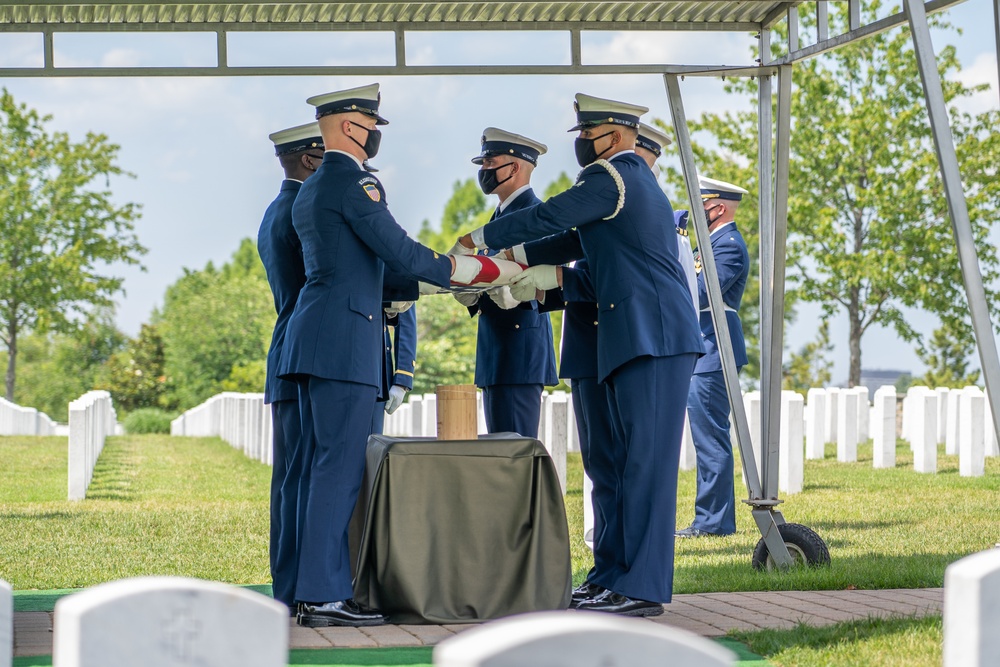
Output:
(0, 0), (997, 384)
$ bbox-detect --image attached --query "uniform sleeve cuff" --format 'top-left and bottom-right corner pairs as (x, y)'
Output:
(512, 244), (528, 265)
(471, 226), (486, 249)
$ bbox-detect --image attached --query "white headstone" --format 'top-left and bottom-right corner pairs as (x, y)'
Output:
(935, 387), (950, 444)
(409, 394), (423, 437)
(872, 386), (897, 469)
(779, 391), (804, 494)
(543, 392), (569, 493)
(824, 387), (840, 444)
(422, 394), (437, 437)
(911, 389), (938, 473)
(854, 387), (870, 443)
(959, 386), (985, 477)
(836, 390), (859, 463)
(582, 473), (594, 551)
(679, 413), (697, 472)
(476, 391), (487, 435)
(52, 577), (287, 667)
(1, 578), (10, 667)
(566, 396), (579, 453)
(945, 388), (961, 455)
(742, 391), (762, 485)
(432, 611), (736, 667)
(943, 549), (1000, 667)
(805, 388), (826, 460)
(985, 389), (999, 457)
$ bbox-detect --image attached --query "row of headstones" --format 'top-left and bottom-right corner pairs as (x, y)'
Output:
(67, 390), (118, 502)
(900, 385), (999, 474)
(0, 396), (56, 436)
(3, 547), (1000, 666)
(170, 392), (274, 466)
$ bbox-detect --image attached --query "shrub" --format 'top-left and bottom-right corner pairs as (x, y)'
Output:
(123, 408), (175, 434)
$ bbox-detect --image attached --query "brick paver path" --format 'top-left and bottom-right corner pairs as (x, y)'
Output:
(13, 588), (944, 656)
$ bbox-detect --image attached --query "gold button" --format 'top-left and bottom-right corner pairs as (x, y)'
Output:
(515, 324), (520, 329)
(610, 303), (615, 309)
(368, 315), (373, 320)
(593, 321), (598, 326)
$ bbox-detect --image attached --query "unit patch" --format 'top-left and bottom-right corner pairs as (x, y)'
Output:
(363, 183), (381, 202)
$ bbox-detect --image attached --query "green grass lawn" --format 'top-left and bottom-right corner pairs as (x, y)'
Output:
(1, 434), (997, 594)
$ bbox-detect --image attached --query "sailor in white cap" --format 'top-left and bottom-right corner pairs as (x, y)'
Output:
(453, 128), (558, 438)
(257, 121), (324, 614)
(454, 92), (704, 615)
(676, 176), (750, 540)
(635, 122), (699, 316)
(277, 83), (493, 628)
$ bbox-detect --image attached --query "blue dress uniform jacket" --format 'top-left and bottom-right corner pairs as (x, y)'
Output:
(470, 189), (557, 388)
(277, 151), (453, 604)
(256, 178), (307, 608)
(259, 179), (306, 404)
(694, 222), (749, 375)
(482, 151), (702, 603)
(482, 152), (703, 382)
(278, 152), (452, 385)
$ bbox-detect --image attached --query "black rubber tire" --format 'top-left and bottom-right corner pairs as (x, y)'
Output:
(751, 523), (831, 571)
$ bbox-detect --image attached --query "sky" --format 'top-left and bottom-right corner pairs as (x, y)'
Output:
(0, 0), (997, 385)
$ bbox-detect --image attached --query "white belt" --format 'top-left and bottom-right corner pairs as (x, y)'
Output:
(701, 306), (737, 313)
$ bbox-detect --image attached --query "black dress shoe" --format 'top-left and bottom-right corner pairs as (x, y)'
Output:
(570, 582), (607, 608)
(576, 589), (663, 617)
(297, 599), (387, 627)
(675, 525), (715, 538)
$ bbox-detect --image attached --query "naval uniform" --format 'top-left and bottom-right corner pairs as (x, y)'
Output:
(479, 151), (703, 603)
(686, 221), (749, 535)
(278, 150), (453, 604)
(371, 306), (417, 434)
(521, 228), (618, 591)
(257, 178), (307, 608)
(470, 187), (557, 438)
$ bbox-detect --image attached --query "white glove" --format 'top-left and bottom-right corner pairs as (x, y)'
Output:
(448, 238), (477, 256)
(488, 285), (522, 309)
(509, 265), (559, 302)
(385, 385), (407, 414)
(384, 301), (413, 318)
(453, 291), (480, 308)
(419, 281), (443, 296)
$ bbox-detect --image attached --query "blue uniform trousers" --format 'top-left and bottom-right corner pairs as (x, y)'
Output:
(370, 402), (386, 435)
(571, 377), (618, 586)
(270, 399), (303, 607)
(599, 353), (697, 603)
(295, 376), (378, 603)
(686, 371), (737, 535)
(482, 384), (544, 439)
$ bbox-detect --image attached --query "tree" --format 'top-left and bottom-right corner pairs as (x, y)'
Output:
(101, 323), (172, 413)
(919, 322), (981, 388)
(154, 239), (272, 409)
(663, 3), (1000, 387)
(417, 178), (493, 251)
(782, 320), (834, 395)
(0, 89), (146, 400)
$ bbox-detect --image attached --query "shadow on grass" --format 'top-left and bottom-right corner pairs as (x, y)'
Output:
(86, 443), (138, 501)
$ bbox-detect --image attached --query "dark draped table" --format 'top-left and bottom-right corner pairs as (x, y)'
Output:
(350, 433), (572, 624)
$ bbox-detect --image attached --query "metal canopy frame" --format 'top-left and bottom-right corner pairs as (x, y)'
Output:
(4, 0), (999, 568)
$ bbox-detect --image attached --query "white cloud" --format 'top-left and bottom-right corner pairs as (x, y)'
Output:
(954, 51), (999, 116)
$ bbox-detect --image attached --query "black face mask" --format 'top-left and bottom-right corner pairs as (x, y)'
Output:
(574, 131), (616, 167)
(705, 203), (725, 226)
(348, 120), (382, 159)
(477, 162), (516, 195)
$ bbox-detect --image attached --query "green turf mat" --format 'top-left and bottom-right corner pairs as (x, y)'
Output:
(11, 640), (769, 667)
(12, 584), (273, 612)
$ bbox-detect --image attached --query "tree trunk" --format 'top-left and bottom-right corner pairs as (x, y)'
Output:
(848, 289), (862, 388)
(5, 321), (16, 401)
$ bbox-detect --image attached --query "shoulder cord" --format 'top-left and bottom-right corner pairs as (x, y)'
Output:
(586, 159), (625, 220)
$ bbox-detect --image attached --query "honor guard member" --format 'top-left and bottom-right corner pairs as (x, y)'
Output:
(257, 121), (324, 612)
(505, 227), (618, 610)
(676, 176), (750, 539)
(634, 123), (699, 316)
(453, 128), (557, 437)
(371, 305), (417, 434)
(277, 83), (486, 628)
(457, 93), (703, 615)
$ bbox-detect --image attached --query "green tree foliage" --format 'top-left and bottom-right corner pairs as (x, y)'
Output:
(411, 297), (478, 395)
(783, 321), (834, 395)
(9, 310), (127, 421)
(100, 323), (172, 413)
(417, 178), (493, 251)
(663, 4), (1000, 388)
(155, 238), (272, 409)
(0, 89), (146, 400)
(919, 323), (981, 388)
